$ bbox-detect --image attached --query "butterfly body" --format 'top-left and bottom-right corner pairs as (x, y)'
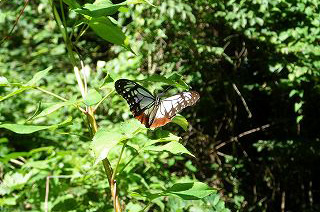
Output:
(115, 79), (200, 129)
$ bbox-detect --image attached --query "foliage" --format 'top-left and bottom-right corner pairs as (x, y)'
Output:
(1, 0), (320, 211)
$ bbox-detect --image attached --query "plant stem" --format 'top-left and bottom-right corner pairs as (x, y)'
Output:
(51, 2), (122, 211)
(94, 89), (114, 111)
(36, 87), (86, 113)
(112, 142), (127, 180)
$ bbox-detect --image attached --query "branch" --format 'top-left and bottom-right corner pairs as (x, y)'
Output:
(215, 124), (270, 150)
(232, 83), (252, 118)
(0, 0), (30, 46)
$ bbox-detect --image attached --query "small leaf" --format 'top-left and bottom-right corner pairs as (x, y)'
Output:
(89, 17), (126, 46)
(165, 182), (216, 200)
(171, 114), (188, 131)
(0, 86), (31, 102)
(143, 74), (189, 90)
(74, 0), (126, 17)
(0, 117), (72, 134)
(83, 89), (102, 106)
(144, 141), (194, 157)
(100, 73), (114, 88)
(35, 100), (77, 118)
(25, 66), (53, 86)
(63, 0), (81, 9)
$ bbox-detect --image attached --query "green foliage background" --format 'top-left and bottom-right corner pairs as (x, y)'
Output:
(1, 0), (320, 211)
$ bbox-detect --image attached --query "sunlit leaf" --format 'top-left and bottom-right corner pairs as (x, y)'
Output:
(25, 66), (53, 86)
(164, 182), (216, 200)
(74, 0), (126, 17)
(35, 100), (77, 118)
(89, 17), (126, 46)
(0, 117), (72, 134)
(144, 141), (194, 157)
(172, 114), (188, 131)
(83, 89), (102, 106)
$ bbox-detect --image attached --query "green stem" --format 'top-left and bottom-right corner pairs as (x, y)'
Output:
(36, 87), (86, 113)
(118, 150), (139, 176)
(112, 142), (127, 180)
(94, 89), (114, 111)
(36, 87), (68, 102)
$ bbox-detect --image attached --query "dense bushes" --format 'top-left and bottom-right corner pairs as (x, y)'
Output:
(1, 0), (319, 211)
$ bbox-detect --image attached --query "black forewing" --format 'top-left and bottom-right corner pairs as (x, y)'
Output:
(115, 79), (156, 116)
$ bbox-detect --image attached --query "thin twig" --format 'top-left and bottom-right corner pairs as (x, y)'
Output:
(36, 87), (86, 113)
(44, 175), (75, 212)
(0, 0), (30, 46)
(232, 83), (252, 118)
(215, 124), (270, 150)
(94, 89), (114, 111)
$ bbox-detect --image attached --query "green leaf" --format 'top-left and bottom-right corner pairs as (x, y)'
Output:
(165, 182), (216, 200)
(0, 117), (72, 134)
(74, 0), (126, 17)
(35, 100), (77, 118)
(144, 141), (194, 157)
(63, 0), (81, 9)
(91, 130), (125, 165)
(89, 17), (126, 46)
(0, 86), (31, 102)
(171, 114), (188, 131)
(92, 120), (144, 165)
(143, 74), (189, 90)
(100, 73), (114, 88)
(25, 66), (53, 86)
(83, 89), (102, 106)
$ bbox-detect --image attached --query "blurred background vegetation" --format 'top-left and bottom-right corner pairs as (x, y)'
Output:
(1, 0), (320, 211)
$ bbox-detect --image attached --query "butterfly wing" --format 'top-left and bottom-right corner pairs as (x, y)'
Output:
(150, 91), (200, 129)
(115, 79), (156, 126)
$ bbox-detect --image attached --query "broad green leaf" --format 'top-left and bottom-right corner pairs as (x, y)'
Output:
(0, 117), (72, 134)
(83, 89), (102, 106)
(25, 66), (53, 86)
(74, 0), (126, 17)
(0, 86), (31, 102)
(92, 120), (144, 164)
(144, 141), (194, 157)
(172, 114), (188, 131)
(91, 130), (126, 165)
(164, 182), (216, 200)
(35, 100), (77, 118)
(89, 17), (126, 46)
(118, 119), (145, 138)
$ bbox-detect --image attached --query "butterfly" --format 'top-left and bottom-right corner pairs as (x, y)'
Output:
(115, 79), (200, 129)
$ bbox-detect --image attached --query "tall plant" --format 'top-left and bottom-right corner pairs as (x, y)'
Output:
(0, 0), (224, 211)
